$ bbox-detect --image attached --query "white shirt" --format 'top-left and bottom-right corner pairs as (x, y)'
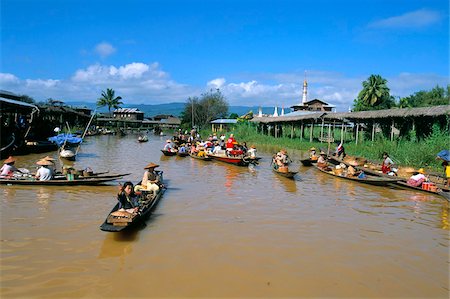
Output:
(247, 148), (257, 158)
(410, 173), (425, 181)
(36, 166), (52, 181)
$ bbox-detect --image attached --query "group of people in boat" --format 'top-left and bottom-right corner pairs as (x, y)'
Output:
(162, 131), (258, 160)
(0, 155), (57, 181)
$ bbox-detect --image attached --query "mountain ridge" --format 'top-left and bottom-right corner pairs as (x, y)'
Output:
(66, 101), (279, 118)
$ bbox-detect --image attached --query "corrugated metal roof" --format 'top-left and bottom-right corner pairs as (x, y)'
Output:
(211, 119), (238, 124)
(114, 108), (143, 113)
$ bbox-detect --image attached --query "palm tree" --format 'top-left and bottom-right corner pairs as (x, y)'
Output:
(357, 75), (390, 107)
(97, 88), (123, 116)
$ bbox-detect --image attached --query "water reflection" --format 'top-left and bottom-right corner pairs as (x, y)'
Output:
(36, 187), (53, 212)
(273, 174), (297, 193)
(98, 231), (139, 270)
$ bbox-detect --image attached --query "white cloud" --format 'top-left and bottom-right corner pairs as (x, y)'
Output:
(94, 42), (116, 58)
(207, 78), (226, 89)
(25, 79), (60, 88)
(0, 64), (447, 112)
(0, 73), (20, 84)
(368, 9), (442, 29)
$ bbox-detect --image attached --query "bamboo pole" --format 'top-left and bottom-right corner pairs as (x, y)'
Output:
(371, 121), (375, 142)
(291, 123), (294, 139)
(355, 122), (359, 145)
(390, 119), (394, 141)
(340, 120), (344, 144)
(309, 121), (313, 142)
(320, 118), (324, 143)
(300, 122), (304, 141)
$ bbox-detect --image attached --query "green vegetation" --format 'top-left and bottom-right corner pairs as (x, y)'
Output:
(180, 89), (228, 130)
(96, 88), (123, 115)
(353, 74), (395, 111)
(398, 85), (450, 108)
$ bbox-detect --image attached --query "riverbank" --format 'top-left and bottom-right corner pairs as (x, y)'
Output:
(231, 122), (449, 173)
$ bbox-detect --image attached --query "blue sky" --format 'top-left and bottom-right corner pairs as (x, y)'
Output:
(1, 0), (448, 111)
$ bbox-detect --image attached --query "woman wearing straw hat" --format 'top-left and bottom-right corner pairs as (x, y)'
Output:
(317, 151), (329, 169)
(406, 168), (427, 187)
(135, 162), (161, 192)
(0, 156), (22, 178)
(35, 159), (54, 181)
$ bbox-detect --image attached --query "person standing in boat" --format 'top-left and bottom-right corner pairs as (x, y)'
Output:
(381, 152), (394, 174)
(35, 159), (53, 181)
(0, 156), (22, 178)
(334, 142), (346, 159)
(226, 134), (238, 155)
(118, 182), (140, 214)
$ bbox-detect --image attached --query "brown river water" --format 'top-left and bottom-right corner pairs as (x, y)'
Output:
(1, 134), (449, 298)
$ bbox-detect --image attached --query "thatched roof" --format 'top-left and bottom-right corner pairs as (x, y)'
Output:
(251, 105), (450, 124)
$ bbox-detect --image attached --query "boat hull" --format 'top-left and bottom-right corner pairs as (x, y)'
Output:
(100, 187), (165, 232)
(161, 150), (176, 156)
(0, 177), (119, 186)
(314, 165), (397, 186)
(208, 154), (250, 166)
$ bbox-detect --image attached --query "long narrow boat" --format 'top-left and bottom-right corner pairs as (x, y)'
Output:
(0, 177), (120, 186)
(329, 156), (450, 199)
(177, 152), (189, 157)
(161, 149), (176, 156)
(300, 158), (317, 166)
(189, 152), (212, 161)
(100, 173), (165, 232)
(314, 165), (398, 186)
(272, 165), (298, 179)
(391, 181), (450, 201)
(52, 172), (130, 180)
(207, 153), (250, 166)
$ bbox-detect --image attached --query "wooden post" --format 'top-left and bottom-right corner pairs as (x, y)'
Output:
(371, 121), (375, 142)
(333, 120), (336, 141)
(390, 119), (394, 141)
(291, 124), (294, 139)
(310, 121), (313, 142)
(340, 120), (344, 144)
(356, 122), (359, 145)
(300, 122), (304, 141)
(320, 118), (324, 143)
(327, 123), (332, 155)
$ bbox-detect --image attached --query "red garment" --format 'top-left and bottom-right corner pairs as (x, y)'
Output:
(226, 137), (236, 149)
(381, 164), (390, 174)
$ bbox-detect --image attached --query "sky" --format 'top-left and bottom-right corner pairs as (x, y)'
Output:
(1, 0), (448, 112)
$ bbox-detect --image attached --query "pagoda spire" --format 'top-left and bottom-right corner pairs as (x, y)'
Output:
(302, 70), (308, 104)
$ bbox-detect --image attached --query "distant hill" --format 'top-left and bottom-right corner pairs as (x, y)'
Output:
(65, 101), (277, 118)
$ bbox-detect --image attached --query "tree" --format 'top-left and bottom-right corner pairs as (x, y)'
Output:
(97, 88), (123, 115)
(181, 89), (229, 129)
(399, 85), (449, 108)
(229, 113), (239, 119)
(353, 75), (393, 111)
(18, 95), (35, 104)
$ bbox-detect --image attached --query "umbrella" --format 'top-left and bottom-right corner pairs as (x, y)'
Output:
(436, 150), (450, 162)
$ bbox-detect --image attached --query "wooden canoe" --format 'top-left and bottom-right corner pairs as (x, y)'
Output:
(189, 152), (212, 161)
(314, 165), (398, 186)
(100, 174), (165, 232)
(393, 181), (450, 201)
(52, 172), (131, 180)
(161, 149), (177, 156)
(177, 152), (189, 157)
(300, 158), (317, 166)
(0, 177), (120, 186)
(272, 166), (298, 179)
